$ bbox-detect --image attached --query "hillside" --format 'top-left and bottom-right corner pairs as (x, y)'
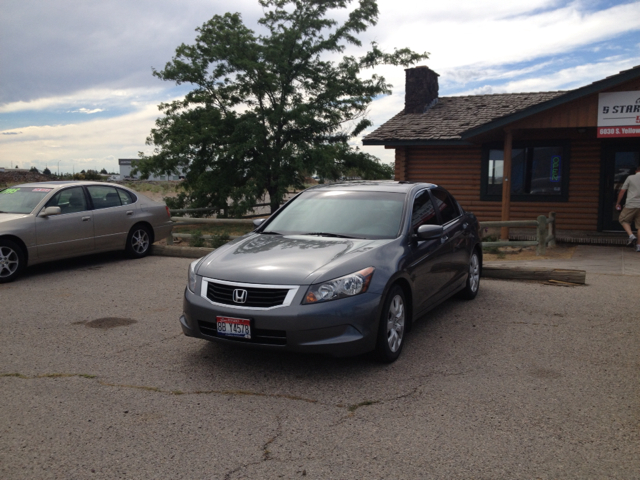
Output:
(0, 170), (52, 186)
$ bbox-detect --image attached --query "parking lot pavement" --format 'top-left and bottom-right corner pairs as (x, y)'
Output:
(486, 244), (640, 276)
(1, 253), (638, 479)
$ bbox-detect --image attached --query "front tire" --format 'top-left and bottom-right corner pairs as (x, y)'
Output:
(0, 239), (25, 283)
(375, 285), (407, 363)
(458, 249), (480, 300)
(125, 225), (152, 258)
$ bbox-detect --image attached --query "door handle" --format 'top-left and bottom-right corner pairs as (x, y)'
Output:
(82, 216), (91, 222)
(126, 210), (134, 216)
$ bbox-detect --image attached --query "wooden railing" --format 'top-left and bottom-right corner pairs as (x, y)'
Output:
(480, 212), (556, 255)
(168, 210), (558, 255)
(167, 217), (256, 245)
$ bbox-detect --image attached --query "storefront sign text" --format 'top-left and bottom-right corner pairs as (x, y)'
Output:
(598, 91), (640, 138)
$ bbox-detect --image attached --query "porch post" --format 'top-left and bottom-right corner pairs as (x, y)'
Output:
(500, 129), (513, 240)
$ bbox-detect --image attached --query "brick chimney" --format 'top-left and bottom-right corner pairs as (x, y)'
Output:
(404, 66), (439, 114)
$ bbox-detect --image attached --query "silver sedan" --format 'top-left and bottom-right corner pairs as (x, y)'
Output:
(0, 181), (173, 282)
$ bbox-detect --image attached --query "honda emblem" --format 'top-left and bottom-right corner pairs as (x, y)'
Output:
(233, 289), (248, 304)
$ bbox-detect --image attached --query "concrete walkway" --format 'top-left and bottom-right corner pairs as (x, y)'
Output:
(485, 245), (640, 276)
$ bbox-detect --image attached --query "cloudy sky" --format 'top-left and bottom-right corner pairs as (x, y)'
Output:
(1, 0), (639, 173)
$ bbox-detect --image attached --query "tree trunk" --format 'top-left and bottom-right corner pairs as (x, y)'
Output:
(268, 187), (280, 214)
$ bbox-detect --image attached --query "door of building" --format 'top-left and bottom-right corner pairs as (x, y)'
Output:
(602, 145), (640, 231)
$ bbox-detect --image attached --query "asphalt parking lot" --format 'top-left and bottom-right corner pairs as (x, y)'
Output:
(1, 252), (638, 479)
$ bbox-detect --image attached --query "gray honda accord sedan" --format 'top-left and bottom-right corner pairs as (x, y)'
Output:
(0, 181), (173, 282)
(180, 181), (481, 362)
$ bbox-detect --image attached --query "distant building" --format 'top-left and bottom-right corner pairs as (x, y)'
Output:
(118, 159), (184, 181)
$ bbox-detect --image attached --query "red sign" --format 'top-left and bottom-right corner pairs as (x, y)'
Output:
(598, 126), (640, 138)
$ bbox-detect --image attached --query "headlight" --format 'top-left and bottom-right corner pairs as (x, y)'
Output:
(188, 259), (199, 293)
(303, 267), (374, 304)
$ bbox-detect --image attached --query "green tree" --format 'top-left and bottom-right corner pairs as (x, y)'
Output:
(135, 0), (426, 215)
(29, 167), (39, 173)
(100, 168), (108, 174)
(43, 167), (52, 175)
(73, 169), (102, 181)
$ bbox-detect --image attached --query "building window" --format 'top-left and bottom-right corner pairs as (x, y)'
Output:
(481, 143), (569, 202)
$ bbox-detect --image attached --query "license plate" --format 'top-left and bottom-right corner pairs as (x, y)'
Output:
(216, 316), (251, 339)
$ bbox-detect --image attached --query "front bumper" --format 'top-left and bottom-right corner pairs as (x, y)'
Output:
(180, 285), (382, 357)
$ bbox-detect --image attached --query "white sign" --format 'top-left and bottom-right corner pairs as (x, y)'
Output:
(597, 91), (640, 138)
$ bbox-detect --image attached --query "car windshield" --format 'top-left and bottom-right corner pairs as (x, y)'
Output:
(263, 190), (406, 239)
(0, 186), (54, 214)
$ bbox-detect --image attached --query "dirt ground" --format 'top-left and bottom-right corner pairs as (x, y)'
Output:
(483, 244), (577, 262)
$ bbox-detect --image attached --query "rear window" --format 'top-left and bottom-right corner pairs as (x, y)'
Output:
(0, 186), (53, 214)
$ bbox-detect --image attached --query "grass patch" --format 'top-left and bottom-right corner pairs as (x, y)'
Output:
(210, 233), (231, 248)
(123, 181), (181, 195)
(189, 230), (206, 248)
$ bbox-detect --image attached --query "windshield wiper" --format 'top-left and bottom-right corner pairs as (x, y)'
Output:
(260, 231), (282, 235)
(300, 232), (363, 239)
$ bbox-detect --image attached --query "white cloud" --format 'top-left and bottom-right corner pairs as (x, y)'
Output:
(0, 86), (166, 114)
(71, 108), (105, 114)
(0, 103), (162, 173)
(454, 56), (640, 95)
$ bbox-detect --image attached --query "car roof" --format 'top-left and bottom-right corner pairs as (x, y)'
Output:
(10, 181), (124, 189)
(306, 180), (437, 193)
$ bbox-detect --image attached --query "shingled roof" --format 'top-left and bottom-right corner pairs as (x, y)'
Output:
(363, 91), (565, 144)
(363, 64), (640, 146)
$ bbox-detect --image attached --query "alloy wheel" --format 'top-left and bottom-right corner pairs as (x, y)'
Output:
(469, 253), (480, 293)
(0, 246), (19, 279)
(131, 229), (150, 254)
(386, 294), (405, 353)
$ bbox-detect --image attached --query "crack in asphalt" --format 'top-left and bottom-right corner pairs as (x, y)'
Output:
(262, 415), (283, 461)
(3, 372), (427, 479)
(2, 372), (423, 418)
(1, 372), (96, 379)
(222, 416), (285, 480)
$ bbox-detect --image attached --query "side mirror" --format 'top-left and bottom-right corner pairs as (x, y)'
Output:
(39, 206), (61, 217)
(252, 218), (266, 228)
(416, 224), (443, 240)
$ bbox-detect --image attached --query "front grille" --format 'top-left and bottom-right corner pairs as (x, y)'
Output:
(206, 281), (290, 308)
(198, 320), (286, 346)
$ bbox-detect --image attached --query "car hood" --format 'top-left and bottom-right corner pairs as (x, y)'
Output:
(0, 213), (30, 225)
(197, 234), (392, 285)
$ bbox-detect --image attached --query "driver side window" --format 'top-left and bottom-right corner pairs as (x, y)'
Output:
(411, 191), (438, 233)
(431, 189), (460, 225)
(46, 187), (88, 214)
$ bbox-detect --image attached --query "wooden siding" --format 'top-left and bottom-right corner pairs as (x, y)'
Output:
(512, 77), (640, 130)
(401, 140), (602, 231)
(394, 147), (407, 181)
(512, 96), (598, 129)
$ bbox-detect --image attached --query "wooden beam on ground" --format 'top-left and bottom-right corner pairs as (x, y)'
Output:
(151, 245), (214, 258)
(482, 266), (586, 284)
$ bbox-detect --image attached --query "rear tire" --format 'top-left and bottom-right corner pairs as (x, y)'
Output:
(458, 249), (480, 300)
(375, 285), (407, 363)
(0, 239), (25, 283)
(125, 225), (152, 258)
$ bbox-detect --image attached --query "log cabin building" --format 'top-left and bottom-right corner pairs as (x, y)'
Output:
(363, 65), (640, 238)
